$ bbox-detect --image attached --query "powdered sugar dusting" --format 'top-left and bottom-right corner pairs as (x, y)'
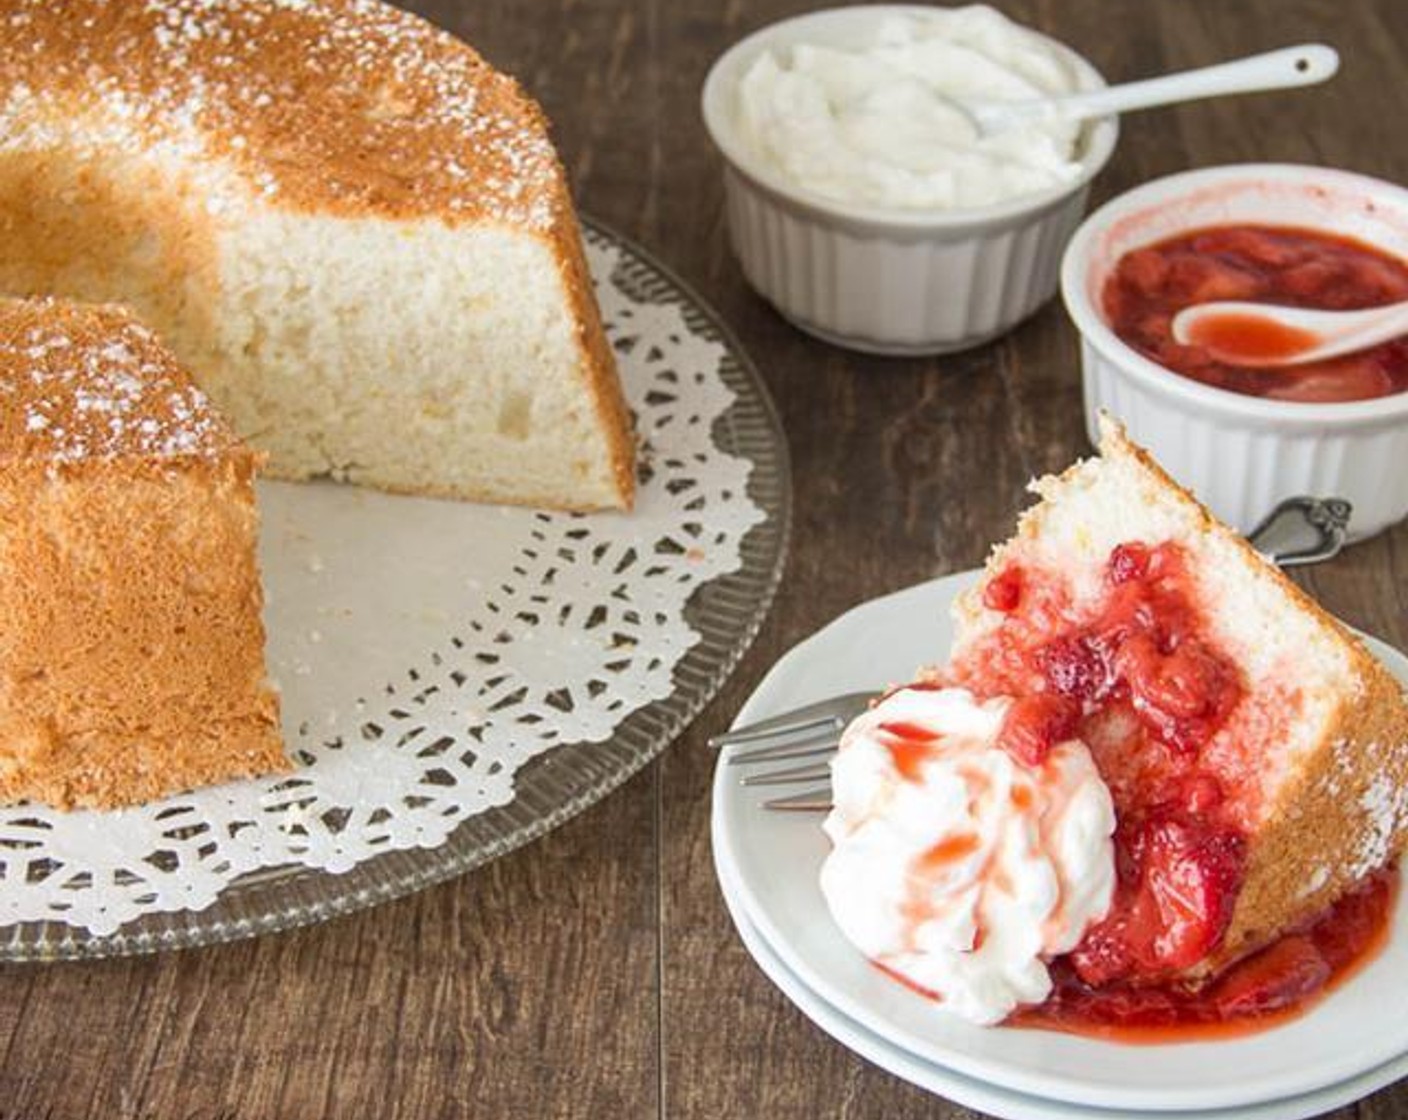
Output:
(1350, 769), (1408, 879)
(0, 0), (562, 228)
(0, 300), (232, 464)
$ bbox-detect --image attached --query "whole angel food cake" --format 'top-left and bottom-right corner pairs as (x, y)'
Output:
(821, 418), (1408, 1030)
(0, 298), (287, 810)
(0, 0), (633, 511)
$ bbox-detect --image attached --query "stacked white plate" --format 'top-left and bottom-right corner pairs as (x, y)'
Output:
(711, 571), (1408, 1120)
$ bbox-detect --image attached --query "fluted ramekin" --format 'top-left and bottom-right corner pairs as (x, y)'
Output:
(1061, 164), (1408, 541)
(701, 6), (1118, 356)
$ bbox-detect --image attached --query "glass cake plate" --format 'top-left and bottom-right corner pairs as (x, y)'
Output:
(0, 219), (791, 961)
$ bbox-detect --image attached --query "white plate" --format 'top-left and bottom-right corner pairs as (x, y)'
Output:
(712, 570), (1408, 1112)
(714, 827), (1408, 1120)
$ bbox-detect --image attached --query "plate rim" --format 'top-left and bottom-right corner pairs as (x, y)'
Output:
(712, 811), (1408, 1120)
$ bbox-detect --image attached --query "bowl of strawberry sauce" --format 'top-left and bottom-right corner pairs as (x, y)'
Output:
(1061, 165), (1408, 540)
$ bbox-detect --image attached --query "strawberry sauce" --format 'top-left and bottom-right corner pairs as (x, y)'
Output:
(1013, 868), (1396, 1040)
(1103, 224), (1408, 402)
(941, 539), (1400, 1037)
(956, 542), (1254, 988)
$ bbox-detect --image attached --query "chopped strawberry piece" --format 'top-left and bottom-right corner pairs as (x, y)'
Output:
(1167, 254), (1262, 303)
(1071, 814), (1246, 985)
(1108, 542), (1152, 584)
(1142, 819), (1244, 968)
(1183, 774), (1224, 814)
(1191, 226), (1304, 267)
(1279, 259), (1347, 303)
(982, 565), (1025, 612)
(1118, 634), (1239, 754)
(1211, 936), (1330, 1018)
(1038, 635), (1111, 701)
(997, 694), (1081, 768)
(1119, 248), (1171, 296)
(1345, 255), (1408, 302)
(1264, 357), (1395, 403)
(1018, 870), (1396, 1035)
(1066, 924), (1134, 988)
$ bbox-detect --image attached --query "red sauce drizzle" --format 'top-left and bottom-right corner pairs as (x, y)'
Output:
(878, 721), (942, 782)
(1103, 224), (1408, 402)
(876, 960), (943, 1003)
(917, 832), (981, 870)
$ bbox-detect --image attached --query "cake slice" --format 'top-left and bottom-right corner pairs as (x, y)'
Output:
(0, 0), (634, 511)
(947, 416), (1408, 984)
(0, 298), (287, 809)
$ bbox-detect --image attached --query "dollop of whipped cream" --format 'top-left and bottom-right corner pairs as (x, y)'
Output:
(737, 7), (1088, 210)
(820, 686), (1115, 1025)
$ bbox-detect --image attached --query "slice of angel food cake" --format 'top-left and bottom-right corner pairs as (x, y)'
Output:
(820, 417), (1408, 1033)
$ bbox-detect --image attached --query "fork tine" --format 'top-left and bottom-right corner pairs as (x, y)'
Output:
(708, 690), (874, 749)
(726, 730), (839, 765)
(709, 713), (840, 749)
(740, 761), (832, 787)
(764, 788), (833, 812)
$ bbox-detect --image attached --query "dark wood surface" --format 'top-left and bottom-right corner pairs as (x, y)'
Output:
(4, 1), (1408, 1117)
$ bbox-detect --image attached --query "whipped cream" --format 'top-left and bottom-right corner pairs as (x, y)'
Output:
(737, 7), (1089, 210)
(819, 687), (1115, 1025)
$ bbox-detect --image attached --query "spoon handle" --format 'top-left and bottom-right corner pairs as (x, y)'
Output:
(990, 44), (1339, 128)
(1321, 300), (1408, 355)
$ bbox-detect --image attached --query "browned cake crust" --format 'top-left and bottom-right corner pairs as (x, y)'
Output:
(0, 298), (287, 809)
(1117, 431), (1408, 976)
(0, 0), (635, 509)
(3, 0), (575, 225)
(1215, 653), (1408, 973)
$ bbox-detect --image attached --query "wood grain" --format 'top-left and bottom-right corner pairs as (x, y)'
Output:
(3, 1), (1408, 1118)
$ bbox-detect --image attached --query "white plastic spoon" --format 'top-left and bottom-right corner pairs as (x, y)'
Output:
(1171, 299), (1408, 366)
(957, 44), (1339, 137)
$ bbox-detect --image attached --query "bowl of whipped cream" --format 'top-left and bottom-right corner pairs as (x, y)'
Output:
(702, 5), (1117, 355)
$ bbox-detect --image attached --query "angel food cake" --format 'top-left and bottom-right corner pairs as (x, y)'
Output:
(0, 299), (286, 810)
(0, 0), (634, 511)
(822, 419), (1408, 1030)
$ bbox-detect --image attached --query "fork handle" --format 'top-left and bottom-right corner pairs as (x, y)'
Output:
(1248, 496), (1351, 567)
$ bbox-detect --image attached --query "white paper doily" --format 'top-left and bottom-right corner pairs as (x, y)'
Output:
(0, 221), (791, 958)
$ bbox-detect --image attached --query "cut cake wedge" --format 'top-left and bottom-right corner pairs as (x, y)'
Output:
(947, 416), (1408, 983)
(0, 298), (287, 809)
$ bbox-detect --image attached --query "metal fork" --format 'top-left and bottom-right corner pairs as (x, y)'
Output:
(708, 690), (873, 811)
(715, 495), (1352, 811)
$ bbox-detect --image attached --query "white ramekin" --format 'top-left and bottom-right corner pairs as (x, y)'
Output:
(1061, 164), (1408, 541)
(701, 6), (1118, 356)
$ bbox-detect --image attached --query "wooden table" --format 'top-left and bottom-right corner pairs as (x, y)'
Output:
(4, 1), (1408, 1116)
